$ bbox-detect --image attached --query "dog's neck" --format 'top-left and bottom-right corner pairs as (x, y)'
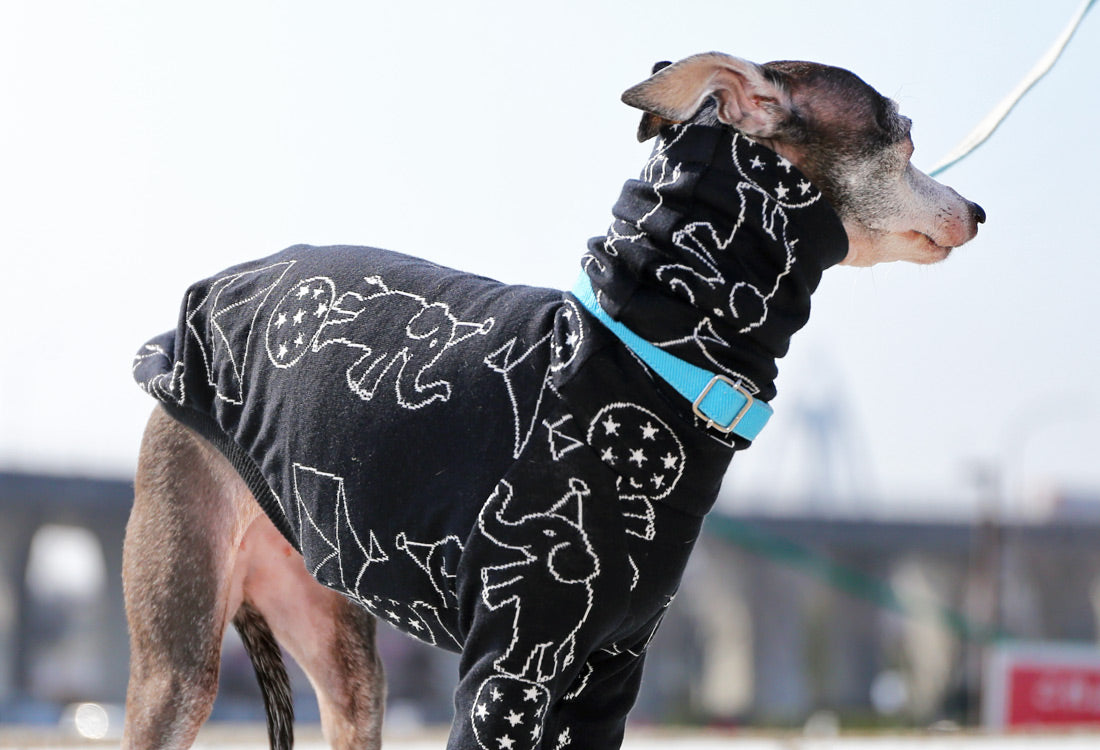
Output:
(582, 121), (848, 405)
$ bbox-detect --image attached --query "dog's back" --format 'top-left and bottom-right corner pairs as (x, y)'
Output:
(134, 244), (572, 632)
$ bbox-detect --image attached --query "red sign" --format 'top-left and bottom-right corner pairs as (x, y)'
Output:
(985, 642), (1100, 728)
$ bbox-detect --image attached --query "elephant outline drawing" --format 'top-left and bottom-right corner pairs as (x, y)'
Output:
(476, 477), (600, 683)
(264, 273), (494, 410)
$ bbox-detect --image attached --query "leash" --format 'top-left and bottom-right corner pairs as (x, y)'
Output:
(571, 275), (773, 441)
(930, 0), (1096, 176)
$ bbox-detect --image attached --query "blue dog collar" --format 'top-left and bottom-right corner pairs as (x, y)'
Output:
(571, 275), (773, 441)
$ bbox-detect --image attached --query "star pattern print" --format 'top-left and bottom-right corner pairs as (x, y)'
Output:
(586, 403), (686, 542)
(734, 135), (823, 208)
(587, 404), (685, 502)
(183, 261), (295, 405)
(549, 299), (585, 373)
(472, 676), (550, 750)
(265, 277), (336, 368)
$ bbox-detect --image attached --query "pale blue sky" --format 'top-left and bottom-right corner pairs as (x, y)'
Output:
(1, 0), (1097, 516)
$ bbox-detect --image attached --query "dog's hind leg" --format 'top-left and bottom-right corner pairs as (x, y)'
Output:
(238, 515), (386, 750)
(122, 407), (262, 749)
(123, 406), (385, 749)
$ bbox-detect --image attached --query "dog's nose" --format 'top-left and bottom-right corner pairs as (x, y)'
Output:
(970, 201), (986, 224)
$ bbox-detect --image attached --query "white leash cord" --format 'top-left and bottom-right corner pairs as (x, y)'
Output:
(929, 0), (1096, 177)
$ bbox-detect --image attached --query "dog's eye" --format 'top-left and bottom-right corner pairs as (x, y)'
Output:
(894, 116), (915, 160)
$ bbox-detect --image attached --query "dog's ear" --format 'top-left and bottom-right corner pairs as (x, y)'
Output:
(636, 112), (675, 142)
(622, 52), (792, 142)
(635, 61), (677, 141)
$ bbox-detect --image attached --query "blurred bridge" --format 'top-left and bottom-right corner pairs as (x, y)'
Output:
(1, 470), (1099, 728)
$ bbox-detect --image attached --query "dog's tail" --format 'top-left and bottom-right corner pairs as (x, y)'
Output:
(232, 601), (294, 750)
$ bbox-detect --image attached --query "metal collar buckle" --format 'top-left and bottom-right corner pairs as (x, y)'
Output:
(692, 375), (754, 434)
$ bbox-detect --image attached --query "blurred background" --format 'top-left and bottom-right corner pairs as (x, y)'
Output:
(1, 0), (1098, 740)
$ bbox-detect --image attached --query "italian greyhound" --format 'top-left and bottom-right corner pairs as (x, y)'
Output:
(124, 52), (983, 750)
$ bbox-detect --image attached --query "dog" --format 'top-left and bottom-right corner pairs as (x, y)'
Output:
(123, 52), (984, 750)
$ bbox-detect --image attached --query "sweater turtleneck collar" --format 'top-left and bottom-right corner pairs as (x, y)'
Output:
(582, 119), (849, 403)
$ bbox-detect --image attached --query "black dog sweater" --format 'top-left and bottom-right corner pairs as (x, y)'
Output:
(133, 120), (847, 750)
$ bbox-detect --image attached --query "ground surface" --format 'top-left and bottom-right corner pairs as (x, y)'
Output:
(4, 726), (1100, 749)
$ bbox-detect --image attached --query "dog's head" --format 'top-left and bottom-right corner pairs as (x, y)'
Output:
(622, 52), (984, 266)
